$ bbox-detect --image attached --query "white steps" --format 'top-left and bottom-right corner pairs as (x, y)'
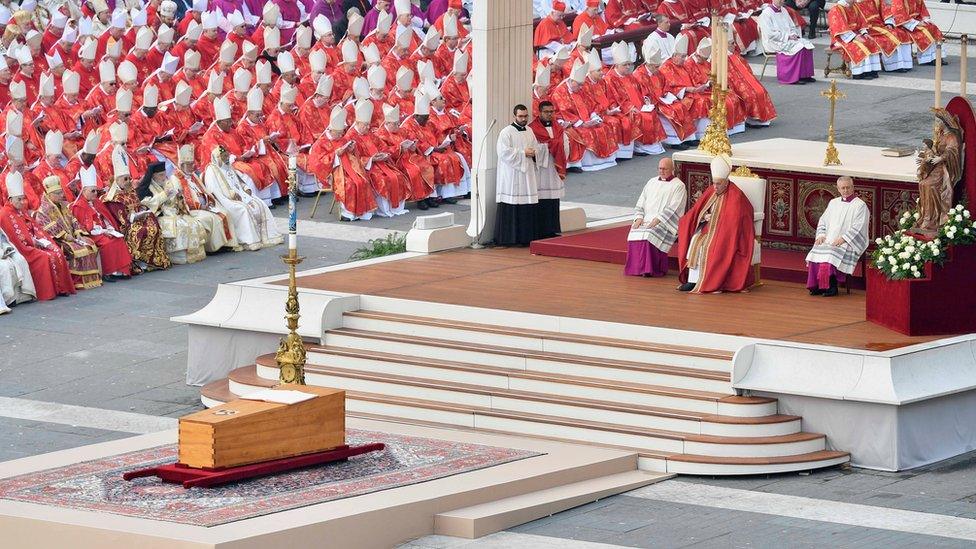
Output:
(433, 470), (663, 539)
(201, 308), (850, 476)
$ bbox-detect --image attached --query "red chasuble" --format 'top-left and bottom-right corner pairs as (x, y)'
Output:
(0, 202), (76, 300)
(70, 196), (134, 276)
(677, 183), (755, 293)
(529, 118), (568, 180)
(307, 135), (377, 217)
(828, 4), (882, 64)
(376, 126), (436, 201)
(572, 12), (609, 38)
(344, 127), (412, 208)
(534, 15), (574, 47)
(884, 0), (943, 52)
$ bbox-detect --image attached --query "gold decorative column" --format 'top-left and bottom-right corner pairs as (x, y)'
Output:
(276, 153), (307, 385)
(698, 77), (732, 157)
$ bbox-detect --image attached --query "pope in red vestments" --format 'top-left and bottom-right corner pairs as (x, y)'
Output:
(677, 156), (755, 294)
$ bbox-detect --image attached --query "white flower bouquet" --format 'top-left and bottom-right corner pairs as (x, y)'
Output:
(873, 203), (975, 280)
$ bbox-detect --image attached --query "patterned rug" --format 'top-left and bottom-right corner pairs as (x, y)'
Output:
(0, 429), (541, 527)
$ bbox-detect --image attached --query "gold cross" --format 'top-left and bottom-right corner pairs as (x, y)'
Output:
(821, 80), (845, 166)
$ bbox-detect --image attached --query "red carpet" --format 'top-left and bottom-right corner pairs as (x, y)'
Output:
(529, 225), (866, 288)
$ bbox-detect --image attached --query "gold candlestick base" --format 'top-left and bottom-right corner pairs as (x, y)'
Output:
(276, 251), (307, 385)
(276, 163), (308, 386)
(698, 80), (732, 157)
(823, 125), (841, 166)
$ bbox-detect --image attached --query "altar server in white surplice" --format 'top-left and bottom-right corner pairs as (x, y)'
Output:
(0, 227), (36, 314)
(624, 157), (687, 278)
(204, 147), (283, 252)
(805, 176), (870, 297)
(494, 105), (541, 247)
(758, 0), (815, 85)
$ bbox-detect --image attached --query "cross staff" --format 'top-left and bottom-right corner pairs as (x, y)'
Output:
(821, 80), (845, 166)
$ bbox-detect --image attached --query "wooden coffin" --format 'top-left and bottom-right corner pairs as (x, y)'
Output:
(178, 386), (345, 469)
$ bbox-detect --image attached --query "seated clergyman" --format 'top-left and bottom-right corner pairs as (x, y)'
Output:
(805, 176), (870, 297)
(624, 157), (687, 278)
(676, 155), (756, 294)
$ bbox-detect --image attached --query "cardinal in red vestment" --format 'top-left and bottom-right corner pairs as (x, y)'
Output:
(0, 173), (76, 300)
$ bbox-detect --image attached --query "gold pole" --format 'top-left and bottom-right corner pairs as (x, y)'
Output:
(821, 80), (845, 166)
(276, 154), (307, 385)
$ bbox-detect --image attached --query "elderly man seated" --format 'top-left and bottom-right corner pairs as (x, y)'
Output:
(805, 176), (870, 297)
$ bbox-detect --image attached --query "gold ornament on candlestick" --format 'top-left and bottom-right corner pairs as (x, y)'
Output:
(698, 12), (732, 157)
(698, 75), (732, 157)
(820, 79), (845, 166)
(276, 151), (307, 386)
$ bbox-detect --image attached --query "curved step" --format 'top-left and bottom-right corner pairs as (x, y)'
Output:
(256, 352), (776, 417)
(342, 310), (734, 369)
(311, 334), (731, 394)
(325, 327), (731, 379)
(234, 364), (799, 437)
(202, 377), (848, 475)
(232, 365), (822, 458)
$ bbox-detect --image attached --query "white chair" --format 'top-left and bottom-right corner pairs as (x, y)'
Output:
(729, 173), (767, 287)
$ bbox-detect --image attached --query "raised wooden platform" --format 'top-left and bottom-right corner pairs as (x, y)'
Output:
(284, 247), (940, 352)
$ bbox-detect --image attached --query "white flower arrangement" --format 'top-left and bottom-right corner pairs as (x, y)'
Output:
(873, 203), (976, 280)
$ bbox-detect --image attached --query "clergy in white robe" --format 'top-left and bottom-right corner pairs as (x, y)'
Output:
(647, 15), (677, 61)
(805, 176), (870, 297)
(0, 227), (36, 314)
(625, 157), (687, 277)
(758, 0), (815, 85)
(494, 106), (541, 247)
(204, 147), (284, 251)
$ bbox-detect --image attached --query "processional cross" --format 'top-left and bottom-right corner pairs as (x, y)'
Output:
(821, 80), (845, 166)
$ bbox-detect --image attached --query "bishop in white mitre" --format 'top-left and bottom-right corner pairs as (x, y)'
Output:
(805, 176), (870, 297)
(494, 105), (541, 247)
(204, 146), (283, 252)
(0, 226), (36, 314)
(758, 0), (815, 85)
(625, 157), (687, 277)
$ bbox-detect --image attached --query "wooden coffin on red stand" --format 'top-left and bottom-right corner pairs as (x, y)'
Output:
(866, 244), (976, 336)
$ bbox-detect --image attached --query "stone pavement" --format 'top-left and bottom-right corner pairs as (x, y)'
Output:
(4, 39), (976, 548)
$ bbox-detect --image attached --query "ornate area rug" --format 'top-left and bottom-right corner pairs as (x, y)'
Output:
(0, 429), (541, 527)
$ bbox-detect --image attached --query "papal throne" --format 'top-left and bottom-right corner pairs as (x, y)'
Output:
(729, 172), (767, 287)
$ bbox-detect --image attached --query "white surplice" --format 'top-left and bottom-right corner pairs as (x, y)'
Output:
(627, 176), (688, 253)
(758, 5), (814, 55)
(495, 124), (540, 206)
(805, 196), (870, 274)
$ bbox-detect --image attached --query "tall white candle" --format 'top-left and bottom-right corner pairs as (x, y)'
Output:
(935, 43), (943, 108)
(962, 36), (969, 97)
(289, 154), (298, 170)
(289, 234), (297, 250)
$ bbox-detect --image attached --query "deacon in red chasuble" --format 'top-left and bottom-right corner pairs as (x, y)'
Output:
(677, 155), (755, 294)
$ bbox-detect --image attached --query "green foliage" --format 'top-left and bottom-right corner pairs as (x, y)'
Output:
(350, 232), (407, 261)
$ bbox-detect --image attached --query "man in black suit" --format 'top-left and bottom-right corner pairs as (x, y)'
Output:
(786, 0), (826, 40)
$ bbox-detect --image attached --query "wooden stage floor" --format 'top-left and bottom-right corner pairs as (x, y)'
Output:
(292, 247), (941, 351)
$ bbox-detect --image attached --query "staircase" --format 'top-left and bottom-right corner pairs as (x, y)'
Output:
(202, 308), (850, 475)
